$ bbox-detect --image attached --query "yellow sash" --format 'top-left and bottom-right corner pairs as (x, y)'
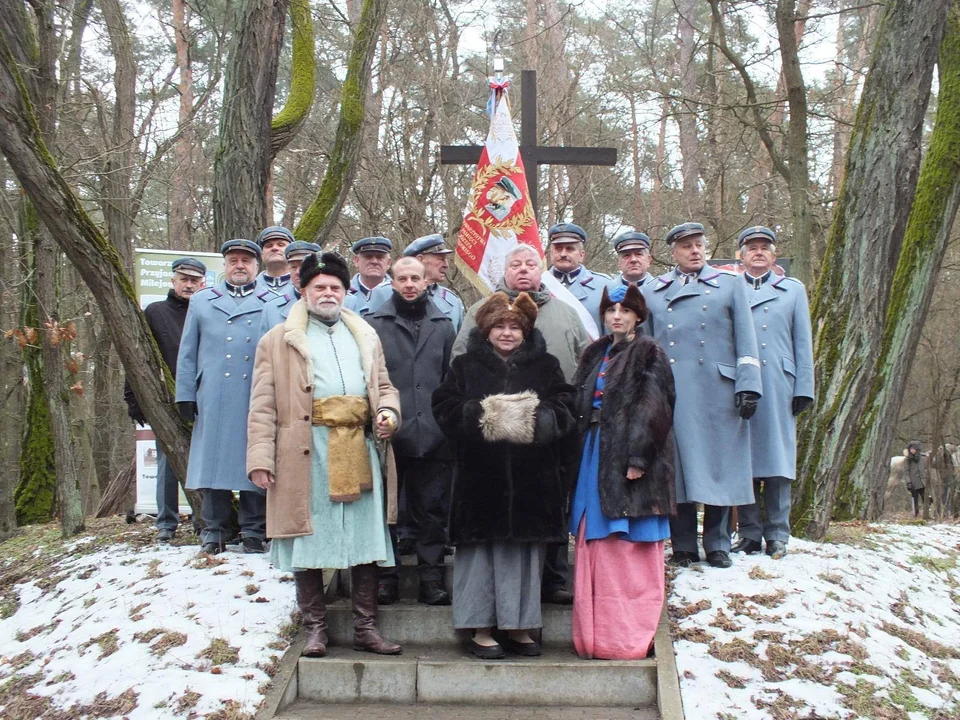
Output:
(312, 396), (372, 502)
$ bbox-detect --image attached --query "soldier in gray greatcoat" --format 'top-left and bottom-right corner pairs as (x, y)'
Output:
(344, 236), (393, 316)
(176, 239), (270, 555)
(642, 222), (762, 569)
(606, 231), (656, 291)
(368, 233), (465, 331)
(255, 226), (294, 297)
(547, 223), (610, 325)
(731, 227), (814, 560)
(367, 258), (456, 607)
(260, 241), (320, 334)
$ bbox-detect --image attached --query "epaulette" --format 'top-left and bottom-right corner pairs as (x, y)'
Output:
(203, 287), (223, 298)
(256, 289), (274, 302)
(776, 276), (805, 288)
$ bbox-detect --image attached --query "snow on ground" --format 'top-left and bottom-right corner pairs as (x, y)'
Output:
(0, 521), (297, 719)
(669, 522), (960, 720)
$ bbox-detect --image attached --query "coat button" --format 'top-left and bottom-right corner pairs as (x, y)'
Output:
(225, 372), (230, 377)
(761, 343), (767, 348)
(667, 307), (673, 312)
(762, 360), (767, 365)
(227, 337), (233, 342)
(669, 358), (675, 364)
(248, 320), (252, 325)
(246, 337), (251, 343)
(417, 412), (422, 417)
(702, 305), (708, 310)
(226, 354), (232, 359)
(303, 415), (310, 421)
(762, 325), (767, 330)
(701, 323), (706, 329)
(699, 358), (704, 364)
(227, 320), (232, 325)
(705, 290), (711, 294)
(303, 449), (310, 455)
(667, 324), (673, 329)
(700, 340), (705, 346)
(305, 385), (313, 392)
(764, 307), (769, 312)
(245, 356), (250, 361)
(242, 374), (248, 379)
(416, 384), (421, 389)
(669, 341), (675, 347)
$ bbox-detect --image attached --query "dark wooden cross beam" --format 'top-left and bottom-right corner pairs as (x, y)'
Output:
(440, 70), (618, 215)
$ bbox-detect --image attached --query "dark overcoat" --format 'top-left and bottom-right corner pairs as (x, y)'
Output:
(432, 329), (577, 544)
(367, 295), (455, 458)
(124, 289), (189, 419)
(572, 334), (678, 519)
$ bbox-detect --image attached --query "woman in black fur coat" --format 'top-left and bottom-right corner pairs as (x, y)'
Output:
(569, 283), (676, 660)
(432, 292), (576, 659)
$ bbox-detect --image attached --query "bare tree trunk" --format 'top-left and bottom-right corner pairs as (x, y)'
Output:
(213, 0), (290, 243)
(676, 0), (700, 217)
(793, 0), (951, 539)
(651, 97), (669, 235)
(169, 0), (196, 249)
(296, 0), (389, 245)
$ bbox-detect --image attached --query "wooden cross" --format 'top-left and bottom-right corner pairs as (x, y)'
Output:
(439, 70), (618, 215)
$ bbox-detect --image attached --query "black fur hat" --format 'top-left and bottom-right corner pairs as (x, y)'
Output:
(299, 251), (350, 291)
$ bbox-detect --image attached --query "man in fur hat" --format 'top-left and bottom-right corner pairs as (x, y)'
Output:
(247, 251), (403, 658)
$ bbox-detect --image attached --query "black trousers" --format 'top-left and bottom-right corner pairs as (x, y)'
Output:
(541, 540), (570, 593)
(200, 489), (266, 544)
(910, 488), (926, 516)
(380, 455), (450, 584)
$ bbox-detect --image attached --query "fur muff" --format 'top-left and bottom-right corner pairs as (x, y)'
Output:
(432, 328), (577, 544)
(479, 391), (539, 444)
(572, 334), (677, 519)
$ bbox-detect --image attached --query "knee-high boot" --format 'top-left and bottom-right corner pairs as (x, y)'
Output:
(294, 569), (328, 657)
(350, 563), (402, 655)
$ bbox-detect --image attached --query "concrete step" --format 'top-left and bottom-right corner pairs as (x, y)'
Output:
(324, 598), (572, 648)
(275, 701), (659, 719)
(296, 646), (657, 707)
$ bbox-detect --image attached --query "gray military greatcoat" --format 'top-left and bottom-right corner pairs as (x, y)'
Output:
(259, 291), (296, 336)
(367, 283), (465, 332)
(175, 283), (268, 492)
(643, 266), (762, 506)
(551, 265), (609, 326)
(343, 274), (390, 316)
(747, 274), (814, 479)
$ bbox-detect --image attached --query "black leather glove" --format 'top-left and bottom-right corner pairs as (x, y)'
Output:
(129, 406), (147, 427)
(735, 391), (759, 420)
(792, 396), (813, 416)
(177, 401), (198, 423)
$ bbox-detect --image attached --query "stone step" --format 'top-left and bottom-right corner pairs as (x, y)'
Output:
(296, 646), (657, 708)
(275, 701), (659, 719)
(324, 598), (572, 647)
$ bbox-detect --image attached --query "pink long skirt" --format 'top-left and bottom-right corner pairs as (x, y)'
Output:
(572, 520), (665, 660)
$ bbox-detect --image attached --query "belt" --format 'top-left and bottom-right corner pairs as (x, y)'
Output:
(311, 396), (372, 502)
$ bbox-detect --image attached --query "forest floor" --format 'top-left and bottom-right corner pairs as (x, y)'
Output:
(669, 518), (960, 719)
(0, 517), (957, 719)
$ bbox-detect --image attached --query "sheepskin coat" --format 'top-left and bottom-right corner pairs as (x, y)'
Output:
(572, 334), (677, 519)
(432, 329), (577, 544)
(246, 299), (401, 538)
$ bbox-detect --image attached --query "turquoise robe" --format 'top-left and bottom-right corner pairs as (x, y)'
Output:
(270, 317), (395, 571)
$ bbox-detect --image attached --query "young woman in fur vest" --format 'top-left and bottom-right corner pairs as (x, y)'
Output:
(569, 283), (676, 660)
(432, 292), (576, 659)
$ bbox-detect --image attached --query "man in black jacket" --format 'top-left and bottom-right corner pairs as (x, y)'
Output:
(367, 257), (455, 605)
(125, 257), (206, 541)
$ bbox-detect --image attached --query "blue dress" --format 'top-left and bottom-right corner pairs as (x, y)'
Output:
(570, 347), (671, 541)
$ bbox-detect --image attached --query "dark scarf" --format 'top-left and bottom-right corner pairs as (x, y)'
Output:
(393, 289), (429, 320)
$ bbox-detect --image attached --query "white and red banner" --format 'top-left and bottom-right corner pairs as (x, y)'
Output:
(454, 79), (542, 293)
(453, 78), (599, 339)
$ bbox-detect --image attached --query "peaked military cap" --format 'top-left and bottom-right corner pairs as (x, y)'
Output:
(285, 240), (321, 260)
(220, 239), (262, 259)
(547, 222), (587, 245)
(350, 236), (393, 254)
(255, 225), (295, 247)
(613, 231), (651, 253)
(404, 233), (453, 257)
(737, 225), (777, 248)
(171, 257), (207, 278)
(664, 222), (705, 245)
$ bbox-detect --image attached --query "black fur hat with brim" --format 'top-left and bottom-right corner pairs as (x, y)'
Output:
(299, 251), (351, 291)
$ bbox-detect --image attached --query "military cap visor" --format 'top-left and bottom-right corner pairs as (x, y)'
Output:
(285, 241), (321, 260)
(351, 236), (393, 254)
(547, 222), (587, 245)
(220, 238), (262, 259)
(404, 233), (453, 256)
(737, 226), (777, 248)
(614, 231), (651, 253)
(665, 222), (706, 245)
(256, 226), (295, 247)
(171, 257), (207, 278)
